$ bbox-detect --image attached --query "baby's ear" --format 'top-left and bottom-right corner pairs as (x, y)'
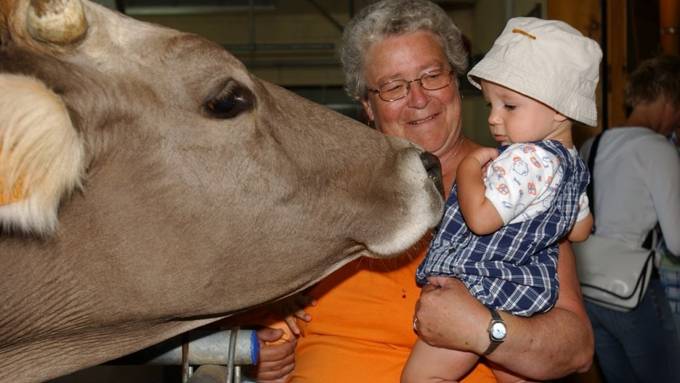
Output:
(553, 112), (568, 122)
(0, 74), (85, 236)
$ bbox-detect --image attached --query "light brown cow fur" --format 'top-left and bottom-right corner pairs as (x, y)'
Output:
(0, 1), (443, 382)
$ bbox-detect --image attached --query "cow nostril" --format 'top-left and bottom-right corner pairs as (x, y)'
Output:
(419, 151), (444, 198)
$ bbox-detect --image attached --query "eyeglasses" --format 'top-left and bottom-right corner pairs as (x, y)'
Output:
(367, 70), (454, 102)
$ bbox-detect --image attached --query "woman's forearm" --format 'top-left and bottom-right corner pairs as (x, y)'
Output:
(487, 306), (593, 379)
(415, 242), (594, 380)
(484, 241), (594, 379)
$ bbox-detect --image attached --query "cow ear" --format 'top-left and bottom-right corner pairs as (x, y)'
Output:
(0, 74), (85, 236)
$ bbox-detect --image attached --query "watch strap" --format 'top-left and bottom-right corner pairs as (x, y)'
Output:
(483, 306), (504, 356)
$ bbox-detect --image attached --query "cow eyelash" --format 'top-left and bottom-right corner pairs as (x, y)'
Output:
(205, 80), (255, 119)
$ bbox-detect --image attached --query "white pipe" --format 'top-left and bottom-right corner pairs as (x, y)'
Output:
(115, 329), (259, 366)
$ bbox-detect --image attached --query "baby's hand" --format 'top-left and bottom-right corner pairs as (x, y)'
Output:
(467, 147), (499, 167)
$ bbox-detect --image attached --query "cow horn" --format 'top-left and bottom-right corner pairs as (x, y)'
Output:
(27, 0), (88, 44)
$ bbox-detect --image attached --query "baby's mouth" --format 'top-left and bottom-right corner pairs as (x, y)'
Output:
(408, 113), (439, 126)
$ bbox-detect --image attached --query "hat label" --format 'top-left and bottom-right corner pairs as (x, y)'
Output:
(512, 28), (536, 40)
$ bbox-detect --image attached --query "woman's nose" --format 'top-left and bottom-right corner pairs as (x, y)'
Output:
(406, 81), (429, 108)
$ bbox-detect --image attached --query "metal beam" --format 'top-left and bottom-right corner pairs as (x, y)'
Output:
(109, 329), (258, 366)
(305, 0), (344, 33)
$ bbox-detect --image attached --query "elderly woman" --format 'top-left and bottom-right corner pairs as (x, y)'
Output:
(253, 1), (594, 382)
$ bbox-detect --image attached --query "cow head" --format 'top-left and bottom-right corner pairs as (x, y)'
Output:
(0, 0), (443, 380)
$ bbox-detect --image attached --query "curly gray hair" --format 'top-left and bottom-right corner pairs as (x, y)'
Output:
(339, 0), (468, 100)
(624, 55), (680, 110)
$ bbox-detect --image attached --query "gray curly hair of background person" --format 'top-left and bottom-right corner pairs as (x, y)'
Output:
(339, 0), (469, 100)
(624, 55), (680, 110)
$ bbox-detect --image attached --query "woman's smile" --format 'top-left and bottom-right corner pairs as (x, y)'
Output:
(408, 112), (440, 126)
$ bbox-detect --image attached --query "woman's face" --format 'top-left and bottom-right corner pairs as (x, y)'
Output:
(660, 99), (680, 138)
(361, 30), (463, 157)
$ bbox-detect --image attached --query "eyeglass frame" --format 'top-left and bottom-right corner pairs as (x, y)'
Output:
(366, 70), (456, 102)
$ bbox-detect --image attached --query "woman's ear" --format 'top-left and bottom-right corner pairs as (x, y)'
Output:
(361, 97), (375, 123)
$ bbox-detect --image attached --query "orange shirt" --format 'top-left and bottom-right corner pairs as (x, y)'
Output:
(290, 239), (496, 383)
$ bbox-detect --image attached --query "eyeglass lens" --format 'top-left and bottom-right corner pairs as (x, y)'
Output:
(377, 71), (453, 101)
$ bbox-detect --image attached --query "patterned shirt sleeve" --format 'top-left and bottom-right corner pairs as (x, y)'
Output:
(484, 143), (559, 225)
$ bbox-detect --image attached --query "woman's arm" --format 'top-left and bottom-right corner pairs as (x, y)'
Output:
(647, 141), (680, 254)
(415, 241), (594, 380)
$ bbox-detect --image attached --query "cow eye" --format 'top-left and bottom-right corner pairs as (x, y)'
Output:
(205, 81), (255, 119)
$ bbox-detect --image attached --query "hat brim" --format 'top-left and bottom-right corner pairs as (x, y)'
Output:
(468, 57), (598, 127)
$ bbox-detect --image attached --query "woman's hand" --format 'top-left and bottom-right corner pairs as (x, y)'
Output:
(246, 327), (297, 383)
(247, 294), (316, 382)
(413, 277), (488, 353)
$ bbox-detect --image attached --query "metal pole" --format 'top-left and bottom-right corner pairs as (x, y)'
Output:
(225, 328), (238, 383)
(306, 0), (345, 32)
(109, 329), (258, 366)
(505, 0), (513, 20)
(601, 0), (609, 130)
(115, 0), (125, 13)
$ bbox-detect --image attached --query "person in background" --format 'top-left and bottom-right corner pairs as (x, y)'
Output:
(658, 100), (680, 336)
(248, 2), (595, 382)
(402, 17), (599, 383)
(579, 54), (680, 383)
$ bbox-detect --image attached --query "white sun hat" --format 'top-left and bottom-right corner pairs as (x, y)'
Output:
(467, 17), (602, 127)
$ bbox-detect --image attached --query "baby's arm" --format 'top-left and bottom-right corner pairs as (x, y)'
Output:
(457, 147), (503, 235)
(568, 192), (593, 242)
(568, 213), (593, 242)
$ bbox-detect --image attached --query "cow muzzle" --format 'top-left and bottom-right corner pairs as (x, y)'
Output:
(419, 151), (444, 199)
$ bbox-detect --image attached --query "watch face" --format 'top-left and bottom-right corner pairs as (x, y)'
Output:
(491, 322), (507, 340)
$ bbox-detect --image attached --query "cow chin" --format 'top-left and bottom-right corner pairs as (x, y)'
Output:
(361, 147), (444, 258)
(365, 194), (443, 257)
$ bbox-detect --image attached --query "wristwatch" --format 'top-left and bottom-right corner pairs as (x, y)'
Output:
(483, 306), (507, 355)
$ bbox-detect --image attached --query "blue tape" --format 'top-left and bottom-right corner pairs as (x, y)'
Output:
(250, 330), (260, 365)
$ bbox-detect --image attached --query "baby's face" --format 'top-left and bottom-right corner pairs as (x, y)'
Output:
(481, 80), (564, 145)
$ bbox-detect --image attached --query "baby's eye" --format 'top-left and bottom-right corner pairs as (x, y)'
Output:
(504, 104), (516, 110)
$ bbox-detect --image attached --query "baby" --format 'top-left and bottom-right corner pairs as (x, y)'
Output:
(402, 17), (601, 383)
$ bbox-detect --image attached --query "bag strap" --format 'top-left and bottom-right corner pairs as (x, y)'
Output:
(586, 132), (655, 249)
(586, 134), (603, 230)
(642, 228), (654, 251)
